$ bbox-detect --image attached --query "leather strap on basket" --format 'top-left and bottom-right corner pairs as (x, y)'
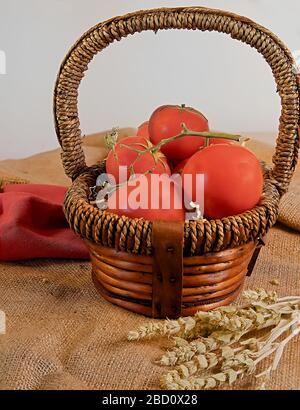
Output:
(247, 237), (266, 277)
(151, 220), (184, 319)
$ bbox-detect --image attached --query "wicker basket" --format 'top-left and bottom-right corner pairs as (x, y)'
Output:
(54, 7), (300, 318)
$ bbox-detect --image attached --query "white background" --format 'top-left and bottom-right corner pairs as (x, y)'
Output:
(0, 0), (299, 159)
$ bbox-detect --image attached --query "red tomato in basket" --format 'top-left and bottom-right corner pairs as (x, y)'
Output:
(106, 136), (171, 184)
(107, 173), (185, 221)
(171, 139), (232, 175)
(136, 121), (149, 138)
(148, 104), (209, 161)
(182, 144), (263, 219)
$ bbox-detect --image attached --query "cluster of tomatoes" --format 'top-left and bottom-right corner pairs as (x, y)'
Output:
(103, 104), (263, 221)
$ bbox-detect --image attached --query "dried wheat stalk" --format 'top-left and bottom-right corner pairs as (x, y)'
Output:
(128, 289), (300, 390)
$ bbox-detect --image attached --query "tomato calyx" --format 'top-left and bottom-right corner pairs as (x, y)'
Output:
(119, 138), (151, 153)
(178, 103), (209, 124)
(116, 138), (169, 179)
(104, 127), (119, 151)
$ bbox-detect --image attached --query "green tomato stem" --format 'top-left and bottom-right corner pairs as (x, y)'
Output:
(152, 124), (241, 152)
(119, 144), (143, 153)
(118, 124), (241, 156)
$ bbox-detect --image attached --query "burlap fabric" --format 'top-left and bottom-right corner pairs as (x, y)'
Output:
(0, 131), (299, 390)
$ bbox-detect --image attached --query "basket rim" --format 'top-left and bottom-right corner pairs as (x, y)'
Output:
(64, 163), (280, 256)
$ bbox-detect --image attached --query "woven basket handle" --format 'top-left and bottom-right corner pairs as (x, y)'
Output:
(54, 6), (300, 194)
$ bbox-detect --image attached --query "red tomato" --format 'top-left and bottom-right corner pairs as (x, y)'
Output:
(136, 121), (149, 138)
(148, 104), (209, 161)
(106, 136), (171, 184)
(171, 139), (232, 175)
(182, 144), (263, 219)
(107, 173), (185, 221)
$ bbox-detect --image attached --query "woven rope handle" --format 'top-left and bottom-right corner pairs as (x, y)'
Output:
(54, 6), (300, 193)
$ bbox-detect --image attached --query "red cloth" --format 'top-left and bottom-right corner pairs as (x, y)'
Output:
(0, 184), (89, 261)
